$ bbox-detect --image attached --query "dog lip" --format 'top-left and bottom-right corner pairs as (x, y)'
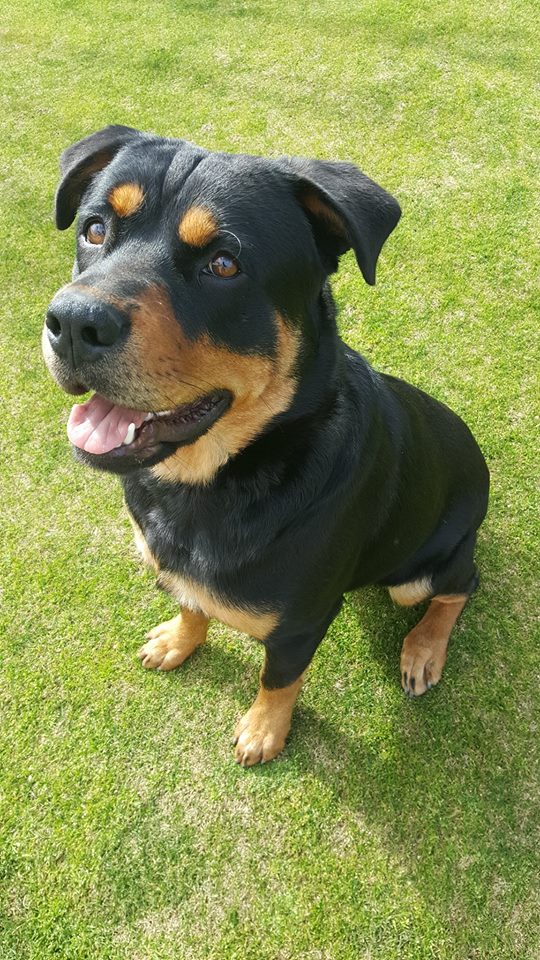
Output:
(60, 379), (88, 396)
(140, 391), (232, 442)
(130, 388), (232, 450)
(70, 389), (233, 474)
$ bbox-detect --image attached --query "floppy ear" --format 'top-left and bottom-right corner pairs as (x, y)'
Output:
(55, 125), (146, 230)
(284, 157), (401, 284)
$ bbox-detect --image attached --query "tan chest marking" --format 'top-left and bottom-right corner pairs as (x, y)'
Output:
(127, 511), (278, 641)
(158, 571), (278, 641)
(128, 513), (159, 572)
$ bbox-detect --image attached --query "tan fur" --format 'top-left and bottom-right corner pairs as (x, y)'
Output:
(127, 511), (279, 640)
(158, 570), (279, 640)
(47, 282), (299, 480)
(389, 576), (432, 606)
(300, 188), (347, 237)
(151, 311), (298, 482)
(400, 593), (468, 696)
(432, 594), (469, 605)
(108, 183), (145, 218)
(61, 282), (132, 312)
(66, 150), (116, 203)
(121, 288), (300, 485)
(127, 512), (158, 572)
(234, 675), (304, 766)
(138, 609), (209, 671)
(178, 206), (219, 247)
(128, 506), (288, 762)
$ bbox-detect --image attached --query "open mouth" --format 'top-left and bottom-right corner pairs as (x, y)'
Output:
(66, 389), (232, 472)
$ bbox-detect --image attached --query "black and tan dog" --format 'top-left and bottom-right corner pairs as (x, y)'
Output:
(43, 125), (489, 765)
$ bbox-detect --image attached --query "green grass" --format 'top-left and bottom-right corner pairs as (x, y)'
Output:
(1, 0), (539, 957)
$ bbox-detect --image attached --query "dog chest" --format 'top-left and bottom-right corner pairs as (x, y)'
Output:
(127, 510), (278, 640)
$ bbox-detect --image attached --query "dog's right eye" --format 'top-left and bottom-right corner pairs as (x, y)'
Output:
(84, 219), (106, 246)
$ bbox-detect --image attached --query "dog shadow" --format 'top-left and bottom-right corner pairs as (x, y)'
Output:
(173, 539), (522, 928)
(126, 529), (522, 937)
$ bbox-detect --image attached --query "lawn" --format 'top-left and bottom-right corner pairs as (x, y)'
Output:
(1, 0), (539, 957)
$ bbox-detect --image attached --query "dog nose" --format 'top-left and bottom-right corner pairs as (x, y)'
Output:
(45, 290), (129, 367)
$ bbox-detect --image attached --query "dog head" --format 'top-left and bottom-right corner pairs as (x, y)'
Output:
(43, 125), (400, 483)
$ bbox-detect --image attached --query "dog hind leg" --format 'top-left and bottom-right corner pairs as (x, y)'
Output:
(400, 593), (468, 697)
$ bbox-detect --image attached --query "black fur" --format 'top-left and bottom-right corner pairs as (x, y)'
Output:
(46, 127), (489, 694)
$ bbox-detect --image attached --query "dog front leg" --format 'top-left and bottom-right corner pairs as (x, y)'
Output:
(138, 608), (209, 671)
(234, 602), (342, 767)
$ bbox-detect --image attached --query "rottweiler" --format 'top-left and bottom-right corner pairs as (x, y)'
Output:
(43, 125), (489, 766)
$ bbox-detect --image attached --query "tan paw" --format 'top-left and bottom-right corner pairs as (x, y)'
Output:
(137, 615), (202, 671)
(400, 632), (446, 697)
(233, 709), (287, 767)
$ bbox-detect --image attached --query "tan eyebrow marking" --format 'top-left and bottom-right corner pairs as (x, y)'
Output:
(178, 206), (219, 247)
(108, 183), (145, 217)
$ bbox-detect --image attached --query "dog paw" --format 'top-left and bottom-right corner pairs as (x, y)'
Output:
(138, 616), (198, 671)
(400, 633), (446, 697)
(233, 710), (286, 767)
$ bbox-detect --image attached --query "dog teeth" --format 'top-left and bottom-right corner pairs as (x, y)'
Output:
(155, 410), (173, 418)
(123, 422), (136, 445)
(143, 413), (153, 422)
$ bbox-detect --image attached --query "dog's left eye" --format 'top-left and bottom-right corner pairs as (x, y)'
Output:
(207, 253), (240, 279)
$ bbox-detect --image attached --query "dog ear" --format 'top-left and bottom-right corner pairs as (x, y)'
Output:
(284, 157), (401, 284)
(55, 125), (146, 230)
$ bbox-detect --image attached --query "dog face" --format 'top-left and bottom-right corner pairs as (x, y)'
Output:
(43, 125), (400, 482)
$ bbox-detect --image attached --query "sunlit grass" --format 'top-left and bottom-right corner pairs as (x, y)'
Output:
(1, 1), (538, 957)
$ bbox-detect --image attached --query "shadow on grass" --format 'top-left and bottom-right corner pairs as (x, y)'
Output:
(87, 527), (529, 952)
(151, 533), (527, 936)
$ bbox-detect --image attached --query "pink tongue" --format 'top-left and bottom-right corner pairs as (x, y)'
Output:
(67, 394), (147, 454)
